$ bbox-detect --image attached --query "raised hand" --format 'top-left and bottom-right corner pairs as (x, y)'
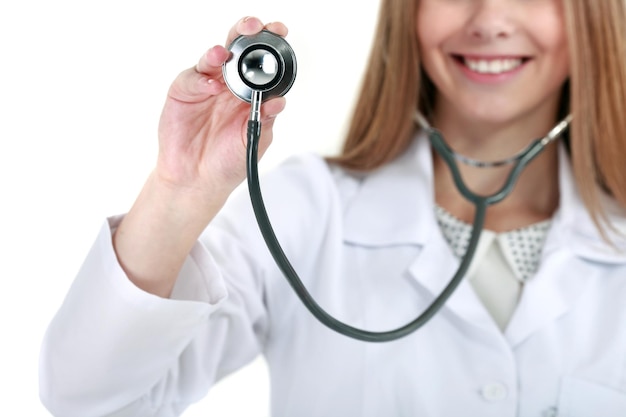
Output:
(113, 17), (289, 296)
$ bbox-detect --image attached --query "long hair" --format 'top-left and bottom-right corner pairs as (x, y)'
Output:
(328, 0), (626, 236)
(564, 0), (626, 235)
(326, 0), (421, 170)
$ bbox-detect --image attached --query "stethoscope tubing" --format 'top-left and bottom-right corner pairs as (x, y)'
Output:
(428, 128), (551, 206)
(232, 32), (571, 342)
(245, 121), (502, 342)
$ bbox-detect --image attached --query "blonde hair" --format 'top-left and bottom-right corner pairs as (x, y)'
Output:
(329, 0), (626, 234)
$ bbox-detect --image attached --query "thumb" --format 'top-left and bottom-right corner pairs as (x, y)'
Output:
(261, 97), (287, 125)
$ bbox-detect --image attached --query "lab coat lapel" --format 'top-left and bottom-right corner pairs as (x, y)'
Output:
(505, 147), (626, 348)
(407, 234), (498, 329)
(504, 248), (591, 348)
(403, 136), (513, 329)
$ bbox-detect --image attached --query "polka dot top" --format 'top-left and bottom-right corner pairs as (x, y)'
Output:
(435, 205), (552, 282)
(435, 205), (553, 330)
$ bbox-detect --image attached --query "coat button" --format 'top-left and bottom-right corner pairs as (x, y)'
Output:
(481, 382), (508, 402)
(543, 407), (559, 417)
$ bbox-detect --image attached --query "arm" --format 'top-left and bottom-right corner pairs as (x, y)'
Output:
(40, 17), (288, 417)
(115, 18), (288, 298)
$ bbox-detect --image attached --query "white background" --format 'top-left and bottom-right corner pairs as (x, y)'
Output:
(0, 0), (381, 415)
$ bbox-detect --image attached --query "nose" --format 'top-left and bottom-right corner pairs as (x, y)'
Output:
(466, 0), (516, 41)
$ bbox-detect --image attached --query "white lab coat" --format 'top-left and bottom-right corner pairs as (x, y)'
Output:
(40, 134), (626, 417)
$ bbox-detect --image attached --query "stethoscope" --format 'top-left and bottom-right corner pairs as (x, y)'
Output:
(223, 31), (572, 342)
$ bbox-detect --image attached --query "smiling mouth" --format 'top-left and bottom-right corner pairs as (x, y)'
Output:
(452, 55), (531, 75)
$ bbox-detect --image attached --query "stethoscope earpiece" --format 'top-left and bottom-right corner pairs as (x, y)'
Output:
(222, 30), (297, 103)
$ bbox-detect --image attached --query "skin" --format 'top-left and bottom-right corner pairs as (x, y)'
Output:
(113, 17), (288, 297)
(417, 0), (570, 231)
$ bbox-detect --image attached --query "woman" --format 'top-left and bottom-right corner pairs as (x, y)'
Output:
(40, 0), (626, 416)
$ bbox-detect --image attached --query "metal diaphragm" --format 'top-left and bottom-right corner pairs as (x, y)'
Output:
(222, 30), (297, 102)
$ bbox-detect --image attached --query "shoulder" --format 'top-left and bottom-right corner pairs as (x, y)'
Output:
(258, 153), (345, 214)
(217, 136), (434, 247)
(263, 152), (336, 192)
(566, 194), (626, 265)
(555, 146), (626, 264)
(217, 153), (349, 244)
(601, 193), (626, 254)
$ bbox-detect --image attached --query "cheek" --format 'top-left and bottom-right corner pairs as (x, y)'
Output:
(415, 10), (434, 53)
(554, 46), (570, 82)
(533, 18), (570, 80)
(416, 7), (448, 77)
(553, 27), (570, 78)
(416, 1), (452, 53)
(529, 5), (570, 75)
(416, 2), (467, 75)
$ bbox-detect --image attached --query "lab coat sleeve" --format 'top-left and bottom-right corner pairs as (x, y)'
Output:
(39, 211), (270, 417)
(39, 153), (337, 417)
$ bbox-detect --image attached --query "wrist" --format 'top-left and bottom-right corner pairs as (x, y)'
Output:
(112, 171), (231, 297)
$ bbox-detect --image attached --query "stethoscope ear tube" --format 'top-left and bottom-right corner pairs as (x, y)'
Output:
(428, 128), (549, 206)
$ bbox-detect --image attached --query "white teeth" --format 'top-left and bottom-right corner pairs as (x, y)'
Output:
(464, 58), (523, 74)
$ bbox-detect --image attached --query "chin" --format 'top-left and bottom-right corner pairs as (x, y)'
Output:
(460, 107), (521, 127)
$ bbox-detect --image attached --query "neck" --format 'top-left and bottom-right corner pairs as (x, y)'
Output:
(431, 97), (562, 161)
(430, 108), (562, 232)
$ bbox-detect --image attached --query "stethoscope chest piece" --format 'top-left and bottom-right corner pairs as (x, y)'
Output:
(223, 30), (297, 102)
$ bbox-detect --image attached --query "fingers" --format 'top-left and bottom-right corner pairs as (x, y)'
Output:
(169, 66), (226, 103)
(194, 17), (289, 77)
(225, 16), (289, 46)
(173, 45), (230, 103)
(226, 16), (262, 45)
(170, 17), (290, 104)
(262, 96), (287, 123)
(256, 97), (287, 155)
(194, 45), (230, 76)
(264, 21), (288, 37)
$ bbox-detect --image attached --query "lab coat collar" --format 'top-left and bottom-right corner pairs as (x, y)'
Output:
(547, 146), (626, 263)
(341, 134), (436, 247)
(341, 130), (626, 261)
(502, 146), (626, 347)
(503, 151), (626, 347)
